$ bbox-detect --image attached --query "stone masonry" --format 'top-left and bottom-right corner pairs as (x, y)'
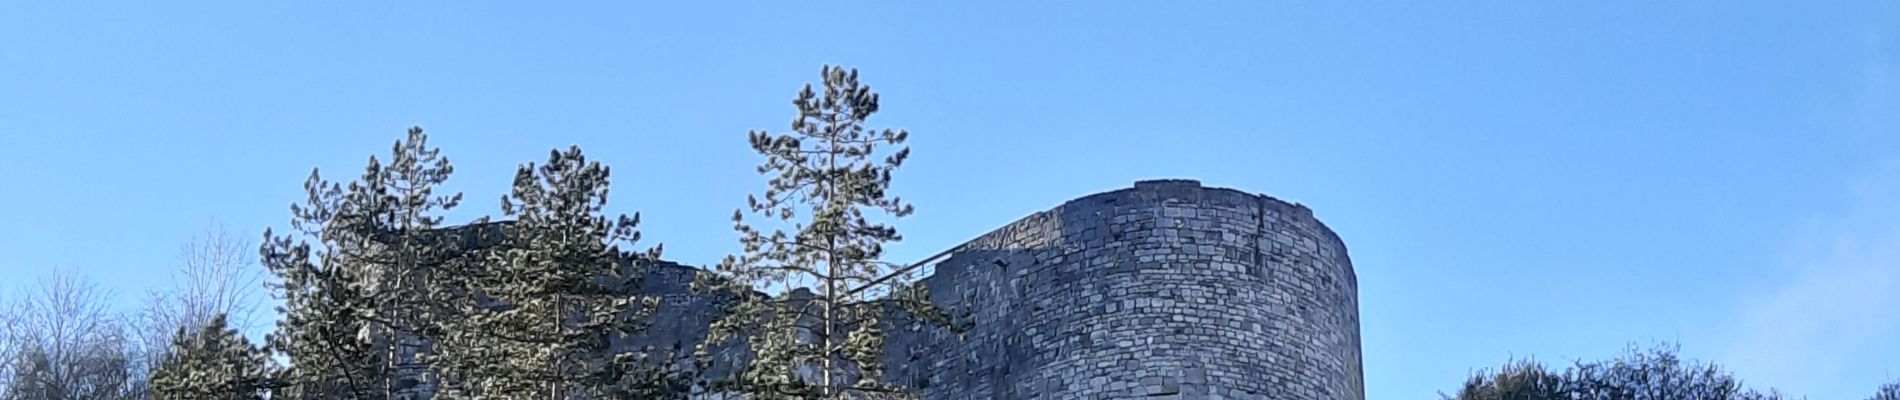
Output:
(878, 179), (1363, 400)
(412, 179), (1363, 399)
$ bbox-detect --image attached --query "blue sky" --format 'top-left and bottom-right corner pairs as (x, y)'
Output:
(2, 2), (1897, 398)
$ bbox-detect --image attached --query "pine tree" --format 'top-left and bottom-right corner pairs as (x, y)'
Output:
(1871, 381), (1900, 400)
(150, 314), (274, 400)
(697, 65), (952, 399)
(427, 146), (668, 399)
(262, 167), (386, 399)
(262, 126), (463, 399)
(363, 127), (463, 398)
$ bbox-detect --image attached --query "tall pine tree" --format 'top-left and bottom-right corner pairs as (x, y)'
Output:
(426, 146), (668, 399)
(698, 65), (951, 399)
(262, 126), (462, 399)
(364, 126), (463, 398)
(262, 193), (380, 400)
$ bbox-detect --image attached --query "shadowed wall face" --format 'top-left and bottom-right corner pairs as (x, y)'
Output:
(886, 180), (1362, 400)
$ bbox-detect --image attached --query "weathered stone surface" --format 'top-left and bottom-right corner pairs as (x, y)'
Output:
(410, 180), (1364, 400)
(881, 179), (1363, 400)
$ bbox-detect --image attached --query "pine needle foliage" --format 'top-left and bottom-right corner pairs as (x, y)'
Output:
(1870, 381), (1900, 400)
(425, 146), (667, 399)
(696, 65), (953, 400)
(262, 126), (463, 399)
(150, 314), (275, 400)
(262, 167), (385, 400)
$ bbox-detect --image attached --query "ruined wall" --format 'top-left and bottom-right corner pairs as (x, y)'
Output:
(613, 261), (735, 370)
(419, 179), (1363, 400)
(884, 179), (1363, 400)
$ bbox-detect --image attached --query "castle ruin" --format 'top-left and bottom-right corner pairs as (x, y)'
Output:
(420, 179), (1363, 399)
(635, 179), (1363, 399)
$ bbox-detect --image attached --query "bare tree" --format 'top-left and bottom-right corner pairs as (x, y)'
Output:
(152, 222), (264, 332)
(131, 223), (266, 392)
(1443, 343), (1795, 400)
(0, 288), (18, 394)
(2, 269), (141, 400)
(0, 226), (261, 400)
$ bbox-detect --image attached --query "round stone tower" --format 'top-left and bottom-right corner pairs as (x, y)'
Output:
(884, 179), (1363, 400)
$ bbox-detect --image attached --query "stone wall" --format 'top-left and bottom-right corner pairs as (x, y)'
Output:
(417, 179), (1363, 400)
(882, 179), (1362, 400)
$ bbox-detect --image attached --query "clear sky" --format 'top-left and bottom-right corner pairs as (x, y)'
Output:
(3, 2), (1897, 398)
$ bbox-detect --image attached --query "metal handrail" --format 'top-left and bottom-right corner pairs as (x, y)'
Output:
(842, 244), (961, 300)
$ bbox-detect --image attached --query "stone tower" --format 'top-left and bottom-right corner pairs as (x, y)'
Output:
(881, 179), (1363, 400)
(407, 179), (1363, 400)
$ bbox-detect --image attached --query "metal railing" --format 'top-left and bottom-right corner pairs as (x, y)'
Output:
(843, 245), (960, 302)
